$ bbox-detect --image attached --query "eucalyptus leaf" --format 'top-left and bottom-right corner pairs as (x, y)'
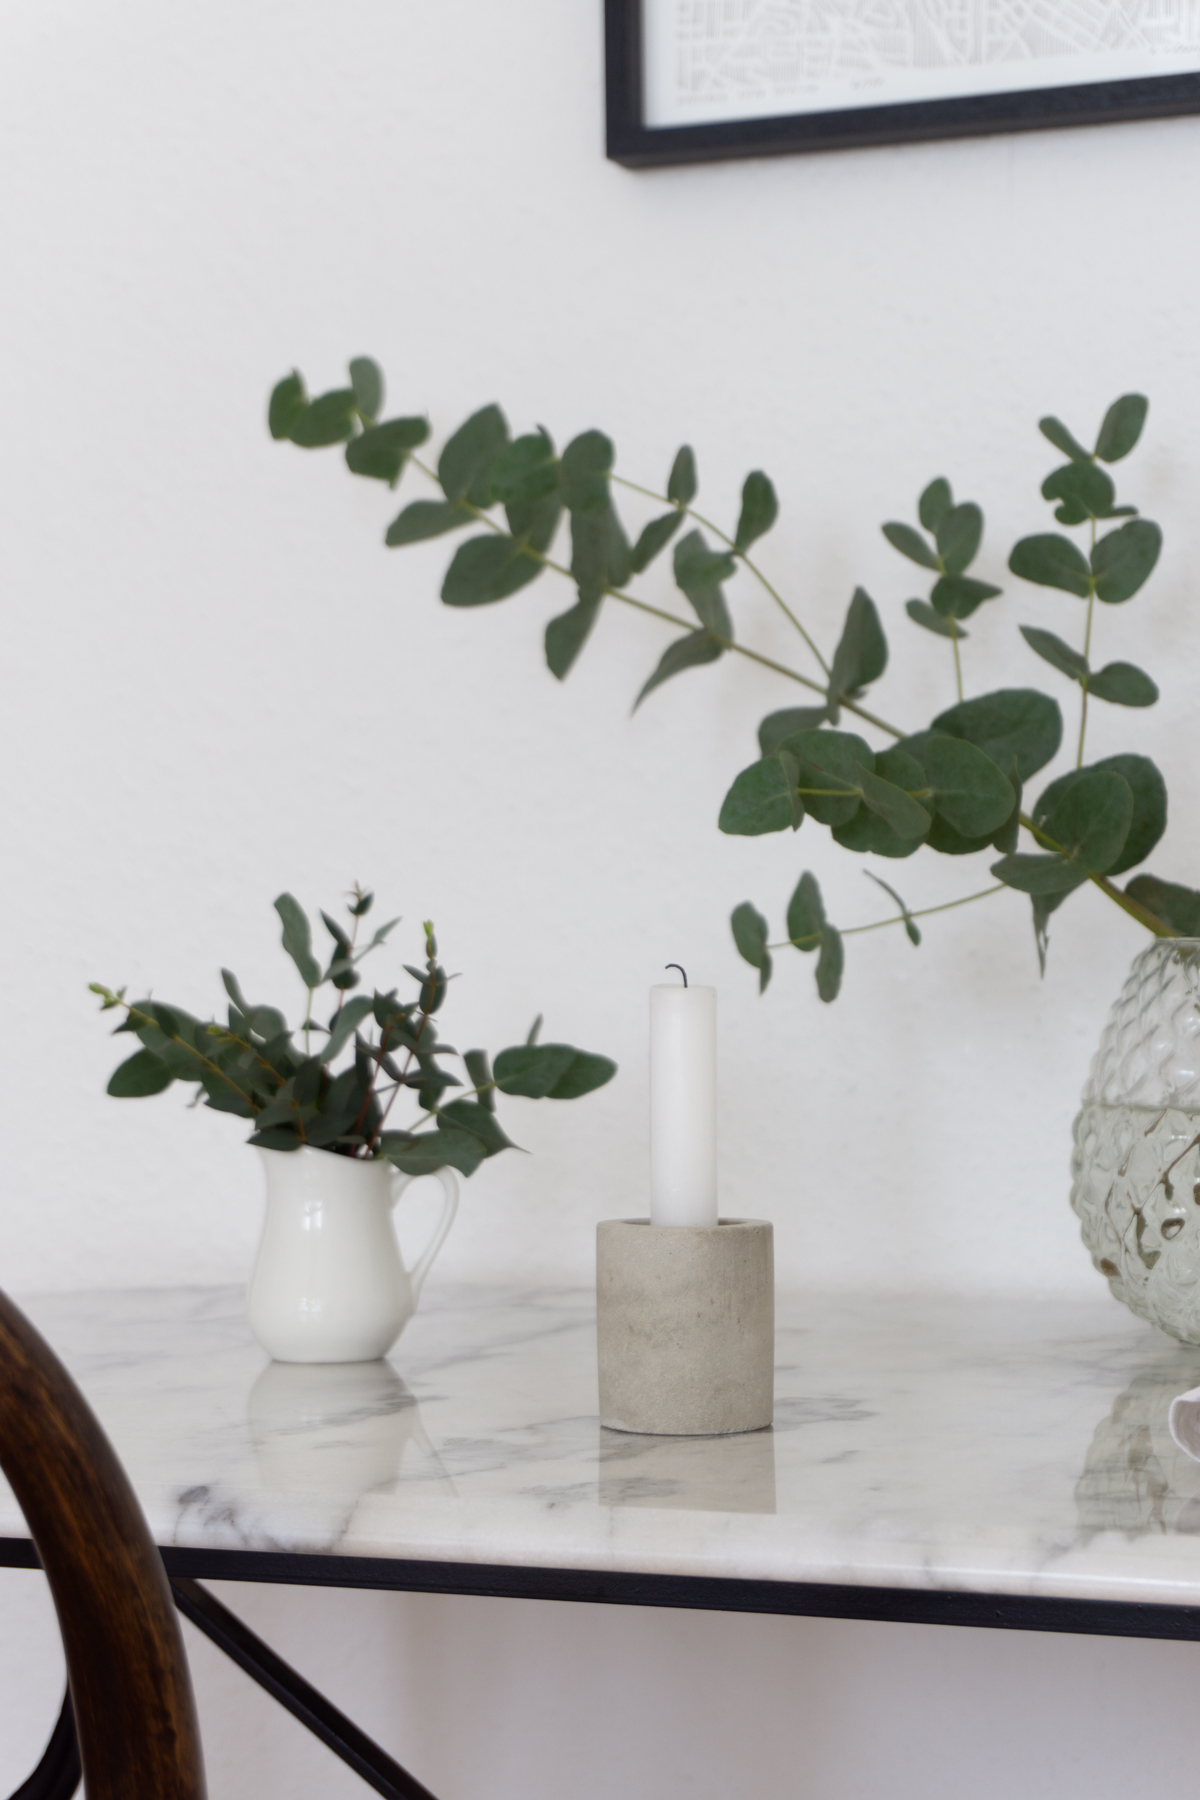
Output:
(866, 871), (921, 945)
(571, 502), (631, 602)
(490, 431), (558, 505)
(905, 600), (966, 640)
(1124, 874), (1200, 937)
(734, 471), (778, 553)
(442, 534), (543, 607)
(1008, 534), (1092, 598)
(1019, 625), (1088, 681)
(930, 574), (1001, 620)
(1041, 462), (1115, 524)
(385, 499), (473, 546)
(560, 431), (614, 514)
(673, 530), (735, 634)
(107, 1049), (173, 1097)
(493, 1043), (616, 1099)
(856, 763), (931, 840)
(667, 446), (697, 506)
(629, 510), (683, 574)
(289, 389), (359, 449)
(918, 479), (953, 533)
(786, 871), (825, 949)
(1034, 768), (1133, 874)
(463, 1048), (495, 1111)
(828, 588), (887, 711)
(1091, 520), (1162, 604)
(718, 757), (796, 836)
(882, 522), (939, 570)
(438, 405), (508, 505)
(1091, 754), (1166, 874)
(274, 893), (323, 990)
(346, 417), (430, 485)
(1039, 416), (1092, 463)
(320, 995), (375, 1065)
(1038, 756), (1165, 878)
(930, 688), (1062, 781)
(922, 736), (1014, 837)
(268, 372), (306, 441)
(1087, 662), (1159, 707)
(775, 728), (873, 828)
(634, 628), (723, 709)
(936, 502), (982, 575)
(348, 357), (384, 421)
(545, 596), (601, 680)
(758, 707), (829, 755)
(730, 901), (772, 992)
(990, 853), (1089, 896)
(1094, 394), (1149, 464)
(816, 926), (844, 1003)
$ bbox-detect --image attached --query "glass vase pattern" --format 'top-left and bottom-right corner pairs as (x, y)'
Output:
(1072, 939), (1200, 1345)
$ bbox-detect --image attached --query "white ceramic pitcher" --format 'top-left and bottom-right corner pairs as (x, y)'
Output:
(247, 1146), (458, 1363)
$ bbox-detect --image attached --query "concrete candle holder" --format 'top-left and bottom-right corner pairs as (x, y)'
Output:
(596, 1219), (774, 1436)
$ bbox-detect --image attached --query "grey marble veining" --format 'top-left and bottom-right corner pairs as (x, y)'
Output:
(6, 1282), (1200, 1607)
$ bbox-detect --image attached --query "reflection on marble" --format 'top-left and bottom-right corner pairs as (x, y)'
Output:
(249, 1361), (454, 1499)
(1076, 1344), (1200, 1539)
(598, 1422), (776, 1514)
(9, 1283), (1200, 1609)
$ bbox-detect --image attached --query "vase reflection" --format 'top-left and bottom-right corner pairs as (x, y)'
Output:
(1076, 1348), (1200, 1538)
(597, 1421), (776, 1515)
(248, 1358), (454, 1497)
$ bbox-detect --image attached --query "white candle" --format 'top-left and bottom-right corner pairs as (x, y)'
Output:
(650, 978), (718, 1228)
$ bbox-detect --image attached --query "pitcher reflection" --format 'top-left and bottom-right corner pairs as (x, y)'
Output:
(249, 1358), (454, 1496)
(1076, 1349), (1200, 1539)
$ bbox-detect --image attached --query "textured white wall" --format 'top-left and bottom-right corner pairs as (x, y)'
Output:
(3, 3), (1200, 1797)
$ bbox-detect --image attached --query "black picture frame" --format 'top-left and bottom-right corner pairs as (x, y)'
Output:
(605, 0), (1200, 168)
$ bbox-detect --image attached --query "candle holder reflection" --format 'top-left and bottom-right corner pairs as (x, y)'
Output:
(597, 1418), (776, 1514)
(1076, 1347), (1200, 1539)
(248, 1359), (454, 1497)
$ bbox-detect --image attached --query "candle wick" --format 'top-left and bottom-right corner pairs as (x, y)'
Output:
(665, 963), (688, 988)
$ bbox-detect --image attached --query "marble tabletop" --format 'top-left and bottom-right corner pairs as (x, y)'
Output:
(6, 1282), (1200, 1610)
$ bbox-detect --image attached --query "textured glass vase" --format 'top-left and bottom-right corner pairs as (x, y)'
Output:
(1072, 940), (1200, 1344)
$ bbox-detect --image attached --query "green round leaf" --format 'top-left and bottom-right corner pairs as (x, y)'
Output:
(1091, 520), (1162, 604)
(928, 688), (1062, 782)
(922, 736), (1014, 838)
(719, 759), (796, 836)
(1086, 662), (1159, 707)
(1008, 534), (1092, 598)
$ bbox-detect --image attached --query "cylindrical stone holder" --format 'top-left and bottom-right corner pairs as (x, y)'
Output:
(596, 1219), (774, 1436)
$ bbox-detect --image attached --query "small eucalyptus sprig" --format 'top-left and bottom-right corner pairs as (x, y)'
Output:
(268, 362), (1199, 1002)
(91, 885), (616, 1176)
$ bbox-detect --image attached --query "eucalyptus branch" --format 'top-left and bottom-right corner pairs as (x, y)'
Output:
(407, 455), (906, 739)
(611, 471), (832, 678)
(268, 370), (1184, 1003)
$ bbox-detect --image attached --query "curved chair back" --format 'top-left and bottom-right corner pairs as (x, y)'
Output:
(0, 1289), (205, 1800)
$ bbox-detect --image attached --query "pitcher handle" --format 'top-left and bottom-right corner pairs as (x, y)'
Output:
(389, 1165), (459, 1300)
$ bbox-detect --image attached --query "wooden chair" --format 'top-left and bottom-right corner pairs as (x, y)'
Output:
(0, 1287), (206, 1800)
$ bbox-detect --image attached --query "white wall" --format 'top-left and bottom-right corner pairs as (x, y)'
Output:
(3, 4), (1200, 1797)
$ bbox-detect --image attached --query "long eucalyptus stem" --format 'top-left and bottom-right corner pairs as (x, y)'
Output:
(768, 882), (1005, 951)
(408, 458), (906, 739)
(1077, 520), (1097, 769)
(611, 471), (832, 678)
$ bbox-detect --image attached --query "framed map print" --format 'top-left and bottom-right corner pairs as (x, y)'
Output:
(605, 0), (1200, 166)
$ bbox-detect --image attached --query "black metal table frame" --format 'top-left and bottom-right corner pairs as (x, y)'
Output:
(7, 1535), (1200, 1800)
